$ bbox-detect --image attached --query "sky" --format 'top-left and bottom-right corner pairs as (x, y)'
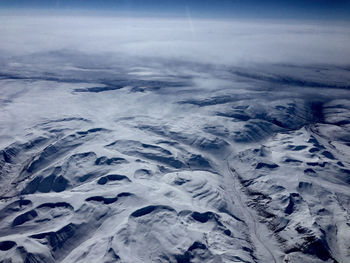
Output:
(0, 0), (349, 69)
(1, 0), (350, 20)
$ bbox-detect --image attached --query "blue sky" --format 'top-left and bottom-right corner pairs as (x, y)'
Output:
(1, 0), (350, 19)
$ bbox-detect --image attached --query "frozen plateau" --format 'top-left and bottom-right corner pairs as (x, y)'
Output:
(0, 16), (350, 263)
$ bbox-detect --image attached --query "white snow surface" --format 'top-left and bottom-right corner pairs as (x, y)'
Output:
(0, 15), (350, 263)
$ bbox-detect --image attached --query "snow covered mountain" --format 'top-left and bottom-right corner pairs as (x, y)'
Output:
(0, 16), (349, 263)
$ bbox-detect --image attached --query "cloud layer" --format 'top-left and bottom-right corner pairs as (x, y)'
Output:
(0, 15), (349, 66)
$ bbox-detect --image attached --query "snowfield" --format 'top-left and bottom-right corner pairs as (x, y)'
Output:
(0, 16), (350, 263)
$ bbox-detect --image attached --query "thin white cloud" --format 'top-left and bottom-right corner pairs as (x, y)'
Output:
(0, 15), (349, 65)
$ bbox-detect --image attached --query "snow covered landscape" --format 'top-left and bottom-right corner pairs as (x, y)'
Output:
(0, 14), (350, 263)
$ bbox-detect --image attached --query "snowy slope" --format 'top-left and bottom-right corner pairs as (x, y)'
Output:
(0, 16), (350, 263)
